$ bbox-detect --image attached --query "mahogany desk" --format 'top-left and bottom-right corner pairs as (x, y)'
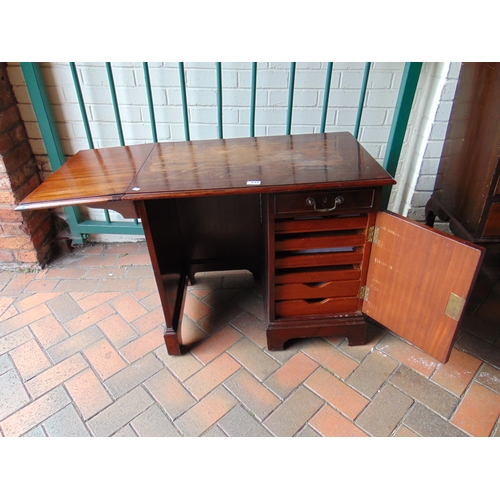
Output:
(18, 133), (484, 363)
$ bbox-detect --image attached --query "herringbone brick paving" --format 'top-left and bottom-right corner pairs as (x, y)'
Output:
(1, 241), (499, 437)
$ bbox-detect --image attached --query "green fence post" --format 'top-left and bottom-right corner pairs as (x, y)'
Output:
(380, 62), (423, 209)
(20, 62), (85, 244)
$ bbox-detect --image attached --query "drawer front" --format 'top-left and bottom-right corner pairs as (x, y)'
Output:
(275, 267), (361, 284)
(275, 297), (359, 317)
(275, 280), (360, 300)
(275, 189), (374, 215)
(275, 250), (363, 269)
(275, 214), (368, 234)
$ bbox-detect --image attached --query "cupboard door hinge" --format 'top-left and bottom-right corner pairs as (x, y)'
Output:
(358, 286), (370, 301)
(367, 226), (379, 244)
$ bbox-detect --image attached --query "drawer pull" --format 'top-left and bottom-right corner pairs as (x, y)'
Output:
(306, 196), (344, 212)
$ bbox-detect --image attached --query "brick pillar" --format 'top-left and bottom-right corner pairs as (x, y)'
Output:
(0, 62), (54, 268)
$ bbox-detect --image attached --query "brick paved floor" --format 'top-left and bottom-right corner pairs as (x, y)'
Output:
(1, 240), (499, 437)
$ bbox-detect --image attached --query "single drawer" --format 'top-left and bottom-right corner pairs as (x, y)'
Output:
(275, 297), (359, 317)
(275, 266), (361, 284)
(275, 189), (375, 215)
(275, 214), (369, 234)
(275, 280), (360, 300)
(275, 231), (366, 252)
(275, 249), (363, 269)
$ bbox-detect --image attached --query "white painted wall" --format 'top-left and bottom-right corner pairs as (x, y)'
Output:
(6, 61), (461, 240)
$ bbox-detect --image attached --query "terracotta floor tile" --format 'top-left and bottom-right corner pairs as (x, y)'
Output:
(265, 352), (319, 399)
(0, 303), (17, 322)
(25, 353), (88, 399)
(111, 293), (148, 323)
(0, 297), (14, 317)
(305, 368), (369, 419)
(263, 386), (323, 437)
(355, 384), (413, 437)
(175, 385), (237, 437)
(302, 338), (359, 380)
(43, 268), (87, 280)
(431, 348), (482, 396)
(104, 243), (140, 255)
(143, 368), (196, 420)
(9, 339), (52, 381)
(14, 292), (61, 313)
(0, 273), (33, 296)
(230, 311), (267, 348)
(347, 349), (399, 398)
(83, 338), (127, 380)
(84, 268), (126, 280)
(184, 291), (213, 322)
(227, 338), (280, 381)
(65, 303), (114, 335)
(0, 386), (70, 437)
(393, 425), (419, 437)
(476, 363), (500, 394)
(98, 314), (139, 349)
(119, 326), (165, 363)
(116, 254), (151, 267)
(184, 353), (241, 399)
(29, 314), (70, 349)
(131, 307), (164, 335)
(24, 279), (58, 293)
(451, 382), (500, 436)
(2, 304), (51, 336)
(178, 315), (209, 346)
(79, 255), (118, 267)
(377, 333), (439, 377)
(191, 324), (242, 365)
(155, 347), (203, 382)
(224, 368), (281, 420)
(77, 292), (121, 312)
(64, 368), (113, 420)
(197, 301), (244, 335)
(1, 240), (499, 438)
(310, 404), (368, 437)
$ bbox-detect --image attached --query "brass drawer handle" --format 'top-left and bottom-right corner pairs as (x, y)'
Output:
(306, 196), (344, 212)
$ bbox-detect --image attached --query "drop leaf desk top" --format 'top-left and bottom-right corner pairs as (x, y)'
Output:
(17, 132), (484, 364)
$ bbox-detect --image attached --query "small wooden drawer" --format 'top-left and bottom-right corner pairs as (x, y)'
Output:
(275, 214), (368, 234)
(275, 249), (363, 269)
(275, 280), (360, 300)
(275, 231), (365, 252)
(275, 297), (359, 317)
(275, 266), (361, 284)
(275, 189), (375, 216)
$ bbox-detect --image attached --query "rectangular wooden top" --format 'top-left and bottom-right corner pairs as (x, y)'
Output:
(17, 132), (395, 210)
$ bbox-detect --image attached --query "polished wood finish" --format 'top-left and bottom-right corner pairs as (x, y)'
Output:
(264, 186), (380, 350)
(123, 132), (393, 200)
(426, 62), (500, 243)
(363, 211), (484, 363)
(18, 143), (156, 210)
(17, 132), (484, 362)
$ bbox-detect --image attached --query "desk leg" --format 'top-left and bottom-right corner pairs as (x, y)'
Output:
(137, 200), (185, 356)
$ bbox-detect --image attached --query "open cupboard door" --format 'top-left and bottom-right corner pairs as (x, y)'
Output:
(361, 211), (484, 364)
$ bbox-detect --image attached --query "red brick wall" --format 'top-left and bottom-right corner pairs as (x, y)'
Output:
(0, 62), (54, 267)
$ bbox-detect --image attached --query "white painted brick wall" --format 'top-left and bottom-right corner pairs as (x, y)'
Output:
(6, 62), (413, 162)
(6, 61), (460, 239)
